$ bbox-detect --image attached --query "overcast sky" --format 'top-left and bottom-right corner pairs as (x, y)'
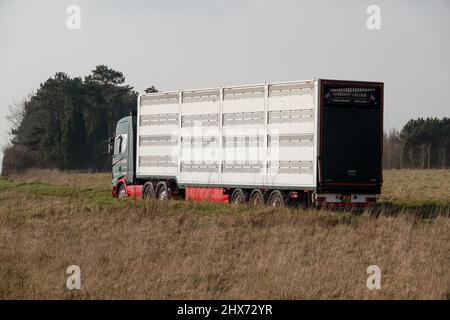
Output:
(0, 0), (449, 168)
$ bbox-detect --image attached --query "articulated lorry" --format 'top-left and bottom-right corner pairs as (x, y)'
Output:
(109, 79), (383, 207)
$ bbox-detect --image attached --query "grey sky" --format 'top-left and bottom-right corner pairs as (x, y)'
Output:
(1, 0), (449, 168)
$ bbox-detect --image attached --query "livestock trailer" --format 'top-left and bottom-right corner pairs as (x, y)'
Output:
(110, 79), (383, 207)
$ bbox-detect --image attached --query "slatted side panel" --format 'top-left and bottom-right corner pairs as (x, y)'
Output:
(137, 92), (179, 177)
(137, 80), (318, 188)
(267, 82), (316, 187)
(221, 85), (266, 185)
(179, 89), (221, 184)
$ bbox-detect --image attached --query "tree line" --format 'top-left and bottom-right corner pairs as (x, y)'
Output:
(383, 118), (449, 169)
(1, 66), (449, 175)
(2, 65), (156, 175)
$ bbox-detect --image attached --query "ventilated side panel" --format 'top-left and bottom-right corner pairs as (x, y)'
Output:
(179, 89), (221, 184)
(136, 80), (318, 189)
(137, 93), (179, 177)
(221, 85), (266, 185)
(267, 81), (316, 187)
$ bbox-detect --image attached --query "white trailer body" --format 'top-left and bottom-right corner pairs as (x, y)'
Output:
(136, 80), (318, 189)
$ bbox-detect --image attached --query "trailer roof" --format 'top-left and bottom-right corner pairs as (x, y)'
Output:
(140, 79), (317, 97)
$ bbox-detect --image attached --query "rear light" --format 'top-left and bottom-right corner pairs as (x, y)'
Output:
(289, 191), (298, 199)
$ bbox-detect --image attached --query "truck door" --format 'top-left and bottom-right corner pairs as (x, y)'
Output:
(319, 80), (383, 193)
(112, 120), (129, 184)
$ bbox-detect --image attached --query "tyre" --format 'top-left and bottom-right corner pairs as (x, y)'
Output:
(118, 184), (127, 198)
(268, 190), (284, 207)
(143, 182), (155, 200)
(249, 189), (264, 206)
(231, 189), (246, 204)
(155, 181), (170, 201)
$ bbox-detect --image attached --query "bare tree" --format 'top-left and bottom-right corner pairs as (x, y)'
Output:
(420, 144), (426, 169)
(383, 129), (405, 169)
(6, 93), (32, 143)
(425, 143), (432, 169)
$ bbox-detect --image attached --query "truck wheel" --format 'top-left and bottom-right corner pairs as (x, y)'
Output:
(231, 189), (246, 204)
(118, 184), (128, 198)
(249, 189), (264, 206)
(269, 190), (284, 207)
(156, 181), (170, 201)
(143, 182), (155, 200)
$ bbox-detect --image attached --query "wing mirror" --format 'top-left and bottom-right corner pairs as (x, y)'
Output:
(108, 137), (114, 155)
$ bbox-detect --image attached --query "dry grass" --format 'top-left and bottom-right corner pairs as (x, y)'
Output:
(0, 169), (449, 299)
(381, 169), (450, 204)
(4, 168), (110, 190)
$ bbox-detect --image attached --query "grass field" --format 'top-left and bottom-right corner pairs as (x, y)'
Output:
(0, 169), (449, 299)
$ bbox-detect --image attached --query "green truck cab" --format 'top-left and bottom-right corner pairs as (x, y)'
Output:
(109, 114), (136, 197)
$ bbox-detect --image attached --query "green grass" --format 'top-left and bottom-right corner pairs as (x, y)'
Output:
(1, 169), (449, 217)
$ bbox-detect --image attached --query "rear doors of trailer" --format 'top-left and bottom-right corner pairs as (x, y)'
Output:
(318, 79), (383, 193)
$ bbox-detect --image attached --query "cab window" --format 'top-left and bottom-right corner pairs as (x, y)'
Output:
(120, 134), (128, 153)
(114, 134), (128, 155)
(114, 135), (122, 156)
(114, 121), (129, 155)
